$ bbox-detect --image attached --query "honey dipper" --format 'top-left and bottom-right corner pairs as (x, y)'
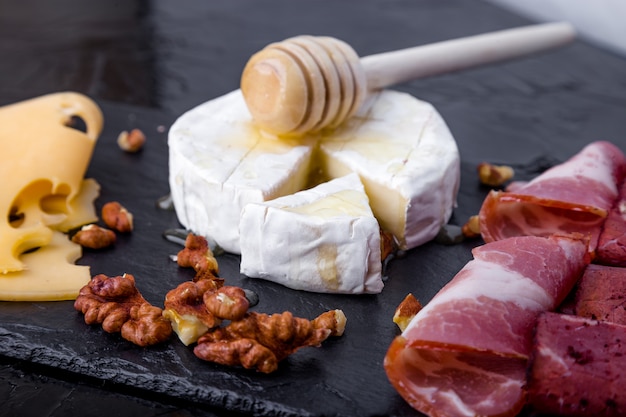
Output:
(240, 22), (575, 136)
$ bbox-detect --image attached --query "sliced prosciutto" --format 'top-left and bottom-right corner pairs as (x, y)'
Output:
(479, 141), (626, 253)
(527, 312), (626, 416)
(384, 235), (589, 417)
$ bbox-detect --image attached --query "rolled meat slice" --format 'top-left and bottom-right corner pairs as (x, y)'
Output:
(384, 235), (589, 417)
(527, 312), (626, 416)
(479, 141), (626, 253)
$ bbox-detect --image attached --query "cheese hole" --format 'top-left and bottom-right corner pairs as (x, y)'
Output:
(9, 206), (24, 227)
(40, 186), (71, 215)
(65, 115), (87, 133)
(8, 180), (71, 228)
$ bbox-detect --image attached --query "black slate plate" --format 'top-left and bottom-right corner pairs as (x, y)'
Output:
(2, 2), (626, 416)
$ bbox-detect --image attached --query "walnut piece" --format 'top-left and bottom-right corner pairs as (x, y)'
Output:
(117, 128), (146, 153)
(462, 215), (481, 238)
(204, 286), (250, 321)
(477, 162), (514, 187)
(74, 273), (172, 346)
(71, 224), (116, 249)
(193, 309), (347, 373)
(176, 233), (219, 279)
(392, 293), (422, 331)
(102, 201), (134, 233)
(163, 278), (223, 346)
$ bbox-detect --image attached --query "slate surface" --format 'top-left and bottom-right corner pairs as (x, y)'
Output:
(1, 1), (626, 416)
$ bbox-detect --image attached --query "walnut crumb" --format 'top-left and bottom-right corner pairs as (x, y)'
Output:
(478, 162), (514, 187)
(71, 224), (116, 249)
(117, 128), (146, 153)
(393, 293), (422, 331)
(102, 201), (134, 233)
(462, 215), (481, 238)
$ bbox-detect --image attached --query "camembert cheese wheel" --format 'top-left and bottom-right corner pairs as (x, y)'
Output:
(240, 173), (383, 294)
(169, 89), (460, 254)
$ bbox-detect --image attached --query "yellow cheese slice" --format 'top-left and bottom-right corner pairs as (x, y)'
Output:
(54, 178), (101, 232)
(0, 231), (90, 301)
(0, 92), (103, 273)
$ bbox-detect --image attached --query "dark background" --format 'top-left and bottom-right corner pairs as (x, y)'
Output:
(1, 1), (626, 416)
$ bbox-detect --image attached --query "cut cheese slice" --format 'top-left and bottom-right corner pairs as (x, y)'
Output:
(240, 173), (383, 294)
(0, 231), (90, 301)
(0, 92), (103, 273)
(52, 178), (101, 232)
(168, 89), (460, 254)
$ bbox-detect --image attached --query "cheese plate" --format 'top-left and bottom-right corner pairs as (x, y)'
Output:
(2, 1), (626, 416)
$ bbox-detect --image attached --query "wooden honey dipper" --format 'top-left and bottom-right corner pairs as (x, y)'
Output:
(240, 22), (575, 136)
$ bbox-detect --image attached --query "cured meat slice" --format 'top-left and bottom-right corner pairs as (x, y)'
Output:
(596, 179), (626, 266)
(574, 264), (626, 325)
(479, 141), (626, 252)
(384, 235), (589, 417)
(527, 312), (626, 416)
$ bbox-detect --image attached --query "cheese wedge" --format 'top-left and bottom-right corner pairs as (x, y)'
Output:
(169, 89), (460, 254)
(240, 173), (383, 294)
(318, 91), (460, 249)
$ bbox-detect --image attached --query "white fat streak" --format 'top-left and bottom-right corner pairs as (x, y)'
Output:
(437, 391), (477, 417)
(410, 350), (524, 417)
(410, 363), (477, 417)
(536, 345), (572, 376)
(412, 259), (553, 327)
(556, 238), (586, 262)
(525, 142), (618, 195)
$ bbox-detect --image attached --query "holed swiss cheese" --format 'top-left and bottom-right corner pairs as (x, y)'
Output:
(0, 92), (102, 300)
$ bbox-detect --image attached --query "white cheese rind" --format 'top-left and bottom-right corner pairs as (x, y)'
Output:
(240, 174), (383, 294)
(319, 90), (460, 249)
(169, 90), (315, 253)
(168, 89), (460, 253)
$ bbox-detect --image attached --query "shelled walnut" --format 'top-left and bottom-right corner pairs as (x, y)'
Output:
(102, 201), (134, 233)
(194, 309), (347, 373)
(71, 224), (116, 249)
(117, 128), (146, 153)
(163, 279), (223, 346)
(477, 162), (514, 187)
(462, 215), (481, 238)
(176, 233), (219, 279)
(74, 273), (172, 346)
(392, 293), (422, 331)
(204, 286), (250, 321)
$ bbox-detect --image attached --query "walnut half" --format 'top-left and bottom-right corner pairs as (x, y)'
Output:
(71, 224), (116, 249)
(176, 233), (219, 280)
(74, 273), (172, 346)
(163, 278), (223, 346)
(193, 309), (347, 373)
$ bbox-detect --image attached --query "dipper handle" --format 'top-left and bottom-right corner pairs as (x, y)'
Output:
(241, 22), (576, 137)
(362, 22), (575, 90)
